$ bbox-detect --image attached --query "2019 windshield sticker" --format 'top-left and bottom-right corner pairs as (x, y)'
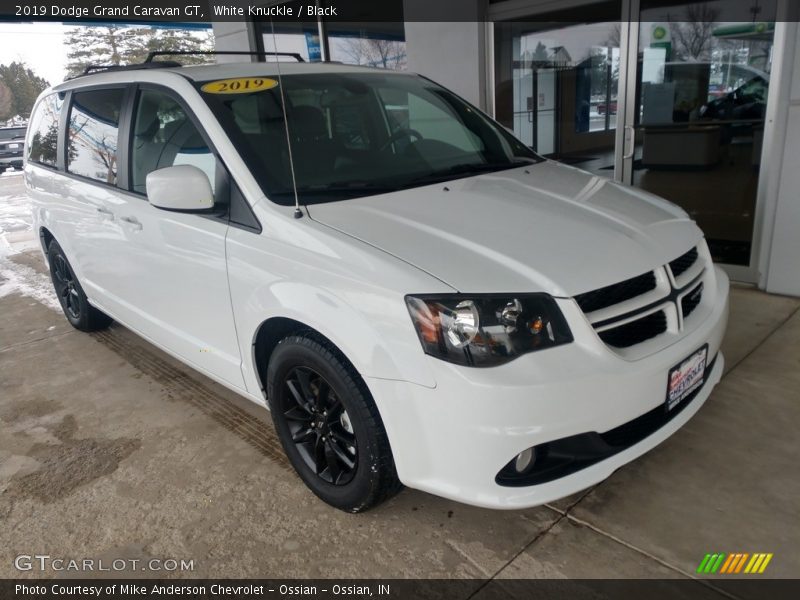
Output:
(201, 78), (278, 94)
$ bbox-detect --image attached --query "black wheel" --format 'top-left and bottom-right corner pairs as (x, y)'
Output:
(47, 240), (112, 332)
(267, 333), (402, 512)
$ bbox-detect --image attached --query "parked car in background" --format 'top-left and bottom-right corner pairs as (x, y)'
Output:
(700, 75), (769, 121)
(0, 126), (27, 172)
(597, 100), (617, 115)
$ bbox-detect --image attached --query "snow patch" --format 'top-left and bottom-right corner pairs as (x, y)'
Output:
(0, 260), (60, 312)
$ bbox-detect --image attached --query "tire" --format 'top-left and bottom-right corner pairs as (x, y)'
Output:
(47, 239), (112, 332)
(266, 333), (402, 512)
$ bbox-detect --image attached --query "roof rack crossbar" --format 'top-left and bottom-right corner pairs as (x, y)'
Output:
(145, 50), (305, 63)
(79, 61), (182, 77)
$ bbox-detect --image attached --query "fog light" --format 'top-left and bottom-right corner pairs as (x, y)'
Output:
(514, 447), (537, 473)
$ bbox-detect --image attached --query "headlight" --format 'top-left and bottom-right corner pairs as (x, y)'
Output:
(405, 294), (573, 367)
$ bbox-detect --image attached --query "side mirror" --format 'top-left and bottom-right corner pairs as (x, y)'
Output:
(146, 165), (214, 212)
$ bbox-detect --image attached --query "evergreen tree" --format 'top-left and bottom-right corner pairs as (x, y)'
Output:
(0, 80), (13, 122)
(0, 62), (49, 119)
(65, 25), (215, 77)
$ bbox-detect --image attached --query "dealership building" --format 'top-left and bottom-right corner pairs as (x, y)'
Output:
(211, 0), (800, 297)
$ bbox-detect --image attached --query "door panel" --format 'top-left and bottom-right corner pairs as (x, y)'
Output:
(92, 85), (245, 389)
(100, 196), (245, 388)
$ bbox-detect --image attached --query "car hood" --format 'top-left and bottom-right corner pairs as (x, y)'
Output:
(306, 161), (703, 297)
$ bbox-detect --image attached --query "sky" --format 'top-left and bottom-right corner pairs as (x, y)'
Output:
(0, 22), (69, 85)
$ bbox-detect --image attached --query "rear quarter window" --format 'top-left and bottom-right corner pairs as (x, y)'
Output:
(27, 93), (64, 167)
(67, 88), (125, 185)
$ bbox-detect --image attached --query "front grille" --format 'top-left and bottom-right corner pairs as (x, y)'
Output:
(598, 311), (667, 348)
(681, 283), (703, 319)
(574, 245), (705, 352)
(574, 271), (657, 314)
(669, 247), (699, 278)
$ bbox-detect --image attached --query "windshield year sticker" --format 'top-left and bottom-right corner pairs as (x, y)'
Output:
(201, 78), (278, 94)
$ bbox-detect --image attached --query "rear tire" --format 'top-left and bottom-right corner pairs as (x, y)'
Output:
(47, 240), (112, 332)
(267, 333), (402, 512)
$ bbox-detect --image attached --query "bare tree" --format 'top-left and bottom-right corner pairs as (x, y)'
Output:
(339, 37), (406, 70)
(670, 4), (720, 61)
(605, 23), (621, 49)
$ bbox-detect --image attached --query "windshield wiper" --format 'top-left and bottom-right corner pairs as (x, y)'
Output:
(295, 180), (401, 196)
(408, 160), (532, 185)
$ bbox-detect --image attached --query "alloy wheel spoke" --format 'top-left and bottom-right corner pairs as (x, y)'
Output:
(330, 427), (355, 448)
(324, 441), (344, 482)
(327, 437), (355, 471)
(286, 379), (314, 415)
(313, 435), (327, 476)
(53, 257), (66, 282)
(325, 393), (342, 417)
(296, 369), (315, 404)
(284, 406), (313, 422)
(311, 377), (328, 413)
(291, 427), (316, 443)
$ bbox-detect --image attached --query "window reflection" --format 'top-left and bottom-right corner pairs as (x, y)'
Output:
(27, 93), (63, 167)
(494, 17), (622, 175)
(634, 1), (777, 265)
(68, 89), (124, 185)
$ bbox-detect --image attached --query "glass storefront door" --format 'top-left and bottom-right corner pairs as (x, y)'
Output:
(493, 0), (781, 281)
(494, 6), (623, 178)
(624, 0), (778, 271)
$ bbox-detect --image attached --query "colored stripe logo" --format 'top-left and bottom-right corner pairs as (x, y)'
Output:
(697, 553), (773, 574)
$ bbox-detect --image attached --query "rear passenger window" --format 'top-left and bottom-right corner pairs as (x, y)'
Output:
(131, 90), (217, 195)
(68, 88), (124, 184)
(27, 93), (64, 167)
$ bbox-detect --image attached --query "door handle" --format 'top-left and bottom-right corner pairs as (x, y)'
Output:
(120, 216), (143, 231)
(623, 125), (636, 160)
(96, 207), (114, 219)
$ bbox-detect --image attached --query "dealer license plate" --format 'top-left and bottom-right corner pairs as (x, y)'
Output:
(7, 143), (19, 149)
(666, 344), (708, 411)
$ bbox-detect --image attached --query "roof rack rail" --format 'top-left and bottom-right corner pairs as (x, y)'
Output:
(145, 50), (305, 63)
(71, 50), (305, 80)
(80, 61), (181, 76)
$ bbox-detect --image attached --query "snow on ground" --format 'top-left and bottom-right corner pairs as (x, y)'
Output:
(0, 171), (61, 311)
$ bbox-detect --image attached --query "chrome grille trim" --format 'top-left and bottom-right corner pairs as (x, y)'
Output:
(574, 244), (707, 353)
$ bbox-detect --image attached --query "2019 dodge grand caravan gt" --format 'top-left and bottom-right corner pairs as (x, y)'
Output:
(24, 60), (728, 512)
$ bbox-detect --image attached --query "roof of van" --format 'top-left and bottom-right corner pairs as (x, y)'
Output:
(54, 61), (411, 91)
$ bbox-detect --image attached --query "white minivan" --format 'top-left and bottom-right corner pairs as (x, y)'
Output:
(25, 59), (729, 512)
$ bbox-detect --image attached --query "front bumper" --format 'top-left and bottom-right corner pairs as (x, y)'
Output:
(369, 267), (729, 509)
(0, 156), (23, 169)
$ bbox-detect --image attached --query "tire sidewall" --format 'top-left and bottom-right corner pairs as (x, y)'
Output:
(267, 337), (382, 511)
(47, 241), (88, 329)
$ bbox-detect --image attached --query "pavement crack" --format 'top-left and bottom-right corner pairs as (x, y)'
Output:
(723, 302), (800, 376)
(0, 328), (75, 353)
(465, 506), (566, 599)
(563, 513), (742, 600)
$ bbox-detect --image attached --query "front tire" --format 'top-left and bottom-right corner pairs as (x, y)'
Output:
(47, 240), (112, 332)
(267, 333), (402, 512)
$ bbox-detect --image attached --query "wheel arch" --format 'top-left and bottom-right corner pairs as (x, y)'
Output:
(253, 316), (314, 397)
(39, 226), (55, 256)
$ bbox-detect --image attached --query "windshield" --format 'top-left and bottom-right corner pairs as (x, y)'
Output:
(198, 72), (540, 205)
(0, 128), (27, 141)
